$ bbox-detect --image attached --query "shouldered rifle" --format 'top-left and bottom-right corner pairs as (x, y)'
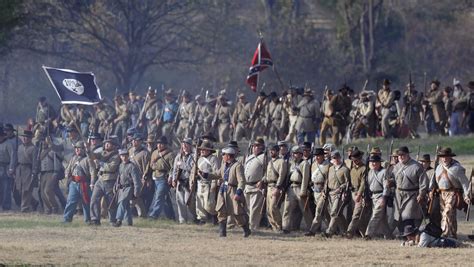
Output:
(466, 168), (472, 221)
(211, 98), (221, 129)
(137, 86), (151, 128)
(173, 90), (185, 131)
(428, 145), (440, 215)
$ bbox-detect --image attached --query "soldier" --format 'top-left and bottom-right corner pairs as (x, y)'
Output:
(352, 92), (376, 139)
(193, 140), (220, 224)
(232, 93), (252, 142)
(171, 138), (196, 224)
(0, 125), (17, 210)
(419, 154), (439, 225)
(321, 86), (351, 146)
(267, 92), (287, 142)
(88, 132), (103, 154)
(38, 137), (64, 214)
(15, 130), (38, 212)
(176, 91), (194, 141)
(128, 91), (141, 128)
(216, 146), (251, 237)
(282, 146), (312, 233)
(244, 138), (266, 231)
(202, 95), (216, 135)
(319, 90), (334, 146)
(128, 133), (150, 217)
(63, 141), (94, 223)
(346, 149), (369, 238)
(262, 144), (287, 232)
(449, 81), (468, 136)
(89, 137), (120, 225)
(76, 105), (91, 137)
(113, 95), (131, 144)
(324, 150), (350, 237)
(113, 149), (142, 227)
(305, 148), (331, 236)
(401, 82), (423, 139)
(283, 87), (302, 143)
(430, 147), (470, 238)
(426, 80), (447, 135)
(377, 79), (396, 138)
(364, 154), (392, 239)
(138, 88), (161, 137)
(463, 81), (474, 132)
(391, 146), (428, 231)
(215, 95), (232, 143)
(35, 96), (56, 125)
(189, 95), (206, 138)
(295, 88), (320, 144)
(147, 136), (175, 220)
(92, 102), (115, 138)
(278, 141), (291, 161)
(159, 90), (178, 142)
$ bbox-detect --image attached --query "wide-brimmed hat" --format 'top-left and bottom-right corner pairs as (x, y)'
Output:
(330, 150), (341, 159)
(198, 140), (215, 152)
(222, 147), (236, 155)
(302, 142), (312, 150)
(20, 130), (33, 138)
(270, 144), (280, 151)
(303, 88), (313, 96)
(156, 136), (168, 145)
(397, 146), (410, 155)
(431, 80), (441, 86)
(382, 79), (391, 86)
(88, 132), (102, 140)
(104, 136), (119, 146)
(145, 135), (156, 143)
(368, 155), (382, 162)
(118, 149), (129, 155)
(350, 149), (364, 159)
(313, 148), (325, 156)
(419, 154), (431, 162)
(253, 138), (265, 146)
(132, 133), (143, 141)
(277, 140), (288, 147)
(437, 147), (456, 157)
(228, 141), (239, 148)
(181, 137), (192, 145)
(402, 225), (418, 237)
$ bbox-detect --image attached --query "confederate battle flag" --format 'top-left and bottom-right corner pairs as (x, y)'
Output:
(246, 40), (273, 92)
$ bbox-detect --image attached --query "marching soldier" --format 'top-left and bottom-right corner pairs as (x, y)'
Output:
(92, 102), (115, 138)
(295, 88), (320, 144)
(248, 92), (268, 141)
(391, 146), (428, 231)
(244, 138), (266, 231)
(305, 148), (331, 236)
(352, 92), (376, 139)
(262, 144), (288, 232)
(202, 95), (216, 135)
(215, 96), (232, 143)
(419, 154), (440, 225)
(63, 141), (94, 223)
(171, 138), (196, 224)
(113, 149), (142, 227)
(176, 91), (194, 141)
(147, 136), (175, 220)
(426, 80), (448, 135)
(216, 146), (251, 237)
(90, 137), (120, 225)
(431, 147), (470, 238)
(346, 149), (369, 238)
(138, 88), (161, 136)
(15, 130), (38, 212)
(364, 154), (392, 239)
(283, 87), (302, 143)
(0, 127), (16, 211)
(321, 86), (351, 146)
(324, 150), (350, 237)
(267, 92), (287, 142)
(158, 90), (178, 142)
(193, 140), (220, 224)
(35, 96), (56, 125)
(189, 95), (206, 138)
(232, 93), (252, 142)
(282, 146), (312, 233)
(319, 89), (334, 146)
(113, 95), (131, 145)
(128, 133), (150, 217)
(401, 82), (423, 139)
(377, 79), (396, 138)
(38, 136), (64, 214)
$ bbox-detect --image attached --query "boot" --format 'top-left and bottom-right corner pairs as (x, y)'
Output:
(211, 215), (218, 225)
(219, 221), (227, 237)
(243, 224), (251, 238)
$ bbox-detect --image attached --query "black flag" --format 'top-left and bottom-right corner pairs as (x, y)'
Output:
(43, 66), (102, 105)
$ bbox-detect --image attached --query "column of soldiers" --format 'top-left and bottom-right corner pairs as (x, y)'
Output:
(0, 79), (472, 239)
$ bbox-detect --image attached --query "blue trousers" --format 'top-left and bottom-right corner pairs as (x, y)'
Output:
(148, 179), (175, 220)
(116, 191), (133, 225)
(297, 131), (316, 145)
(63, 181), (91, 222)
(0, 174), (13, 210)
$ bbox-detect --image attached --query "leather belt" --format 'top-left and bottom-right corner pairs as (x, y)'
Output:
(397, 188), (419, 192)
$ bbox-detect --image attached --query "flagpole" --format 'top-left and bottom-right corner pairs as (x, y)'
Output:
(259, 32), (285, 93)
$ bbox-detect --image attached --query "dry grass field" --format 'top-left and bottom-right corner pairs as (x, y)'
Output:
(0, 212), (472, 266)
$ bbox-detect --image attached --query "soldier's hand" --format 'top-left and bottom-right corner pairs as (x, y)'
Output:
(355, 193), (362, 203)
(299, 191), (307, 198)
(380, 197), (386, 207)
(256, 181), (264, 190)
(233, 194), (242, 202)
(465, 197), (471, 205)
(428, 191), (434, 200)
(172, 180), (177, 188)
(416, 194), (423, 204)
(90, 184), (95, 190)
(272, 188), (280, 198)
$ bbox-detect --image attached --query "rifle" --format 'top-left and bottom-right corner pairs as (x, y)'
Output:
(466, 168), (472, 221)
(260, 146), (269, 215)
(360, 144), (372, 212)
(211, 98), (221, 129)
(428, 145), (440, 215)
(136, 86), (151, 128)
(416, 145), (420, 162)
(189, 88), (204, 138)
(423, 72), (427, 96)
